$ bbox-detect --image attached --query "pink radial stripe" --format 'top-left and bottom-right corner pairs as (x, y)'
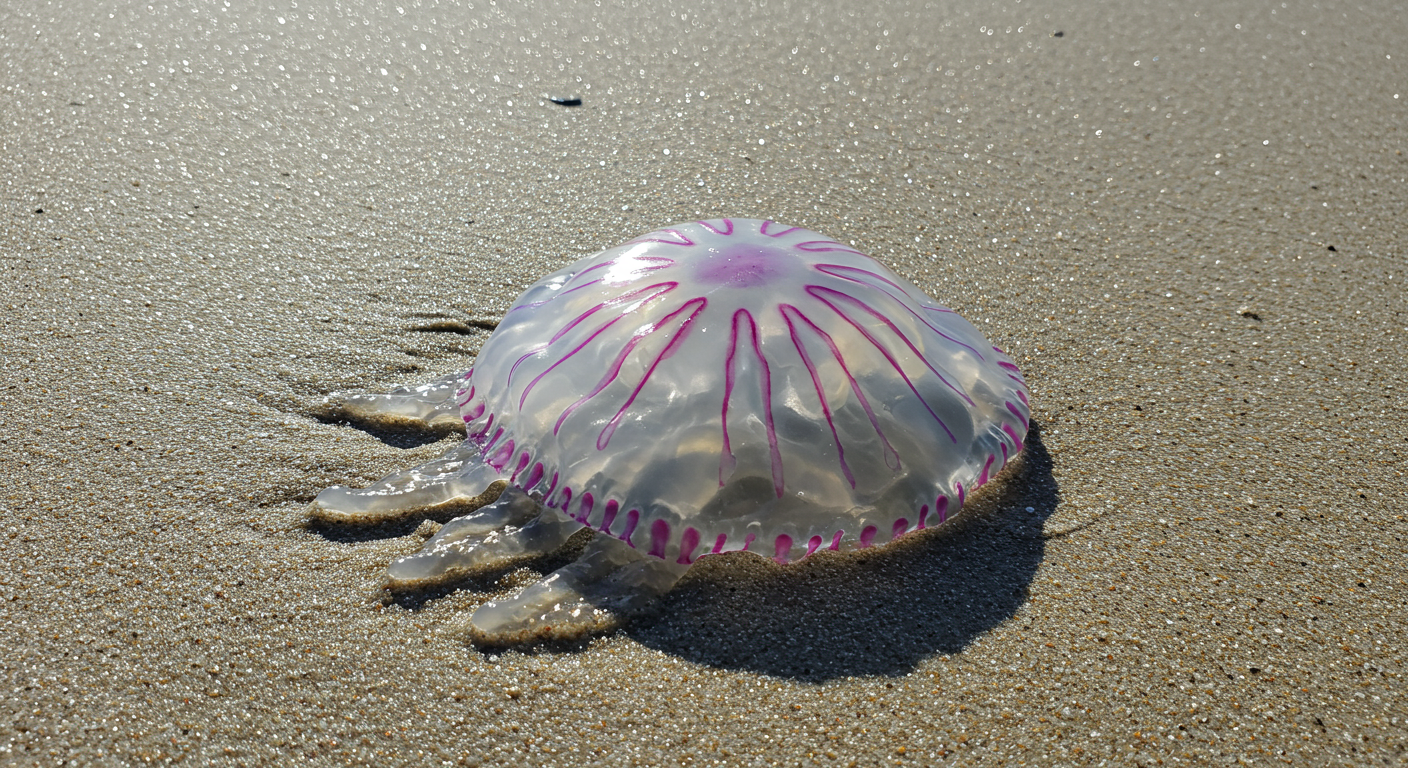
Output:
(779, 304), (857, 487)
(558, 487), (573, 512)
(551, 273), (673, 318)
(554, 255), (672, 293)
(468, 412), (492, 441)
(997, 360), (1025, 380)
(559, 277), (609, 298)
(463, 402), (485, 421)
(516, 282), (678, 408)
(829, 530), (844, 550)
(808, 285), (977, 409)
(922, 305), (957, 315)
(577, 492), (595, 524)
(956, 482), (966, 506)
(543, 472), (559, 502)
(482, 426), (505, 453)
(560, 258), (618, 287)
(1017, 390), (1029, 406)
(719, 309), (784, 497)
(523, 462), (544, 490)
(936, 495), (949, 524)
(978, 454), (995, 486)
(625, 229), (693, 247)
(470, 414), (495, 443)
(815, 264), (987, 360)
(508, 280), (602, 314)
(806, 536), (823, 557)
(487, 439), (515, 471)
(742, 533), (756, 551)
(509, 451), (530, 482)
(892, 518), (909, 540)
(1003, 423), (1025, 452)
(859, 526), (877, 548)
(677, 527), (701, 564)
(599, 500), (619, 533)
(759, 220), (801, 238)
(807, 291), (962, 444)
(1006, 401), (1030, 429)
(917, 504), (930, 529)
(794, 240), (866, 256)
(532, 257), (675, 305)
(551, 297), (708, 437)
(814, 262), (909, 293)
(648, 519), (671, 558)
(718, 319), (740, 484)
(711, 534), (728, 554)
(519, 315), (629, 409)
(509, 257), (675, 313)
(772, 534), (793, 563)
(781, 305), (901, 471)
(620, 509), (641, 546)
(596, 298), (709, 451)
(697, 218), (734, 235)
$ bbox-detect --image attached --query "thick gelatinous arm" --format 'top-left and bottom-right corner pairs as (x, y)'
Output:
(467, 533), (689, 645)
(385, 489), (584, 587)
(309, 441), (506, 523)
(329, 370), (467, 430)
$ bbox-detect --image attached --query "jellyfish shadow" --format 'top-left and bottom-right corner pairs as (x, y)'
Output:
(305, 419), (1061, 676)
(310, 412), (463, 450)
(622, 421), (1060, 681)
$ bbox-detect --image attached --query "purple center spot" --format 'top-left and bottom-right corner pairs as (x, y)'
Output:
(691, 244), (797, 288)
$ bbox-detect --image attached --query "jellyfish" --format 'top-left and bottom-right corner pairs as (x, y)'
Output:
(311, 219), (1029, 643)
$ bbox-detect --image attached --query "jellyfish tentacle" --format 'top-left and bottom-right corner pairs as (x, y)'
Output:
(328, 370), (466, 430)
(467, 534), (689, 645)
(309, 441), (507, 523)
(386, 489), (583, 586)
(416, 486), (541, 542)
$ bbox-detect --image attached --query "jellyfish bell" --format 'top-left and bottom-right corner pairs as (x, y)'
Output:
(311, 219), (1029, 644)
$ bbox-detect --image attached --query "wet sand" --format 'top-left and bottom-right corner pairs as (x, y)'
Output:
(2, 0), (1405, 764)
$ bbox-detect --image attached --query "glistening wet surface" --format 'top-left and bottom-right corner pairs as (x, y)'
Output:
(2, 0), (1405, 764)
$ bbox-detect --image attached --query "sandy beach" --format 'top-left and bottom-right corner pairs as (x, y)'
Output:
(2, 0), (1405, 764)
